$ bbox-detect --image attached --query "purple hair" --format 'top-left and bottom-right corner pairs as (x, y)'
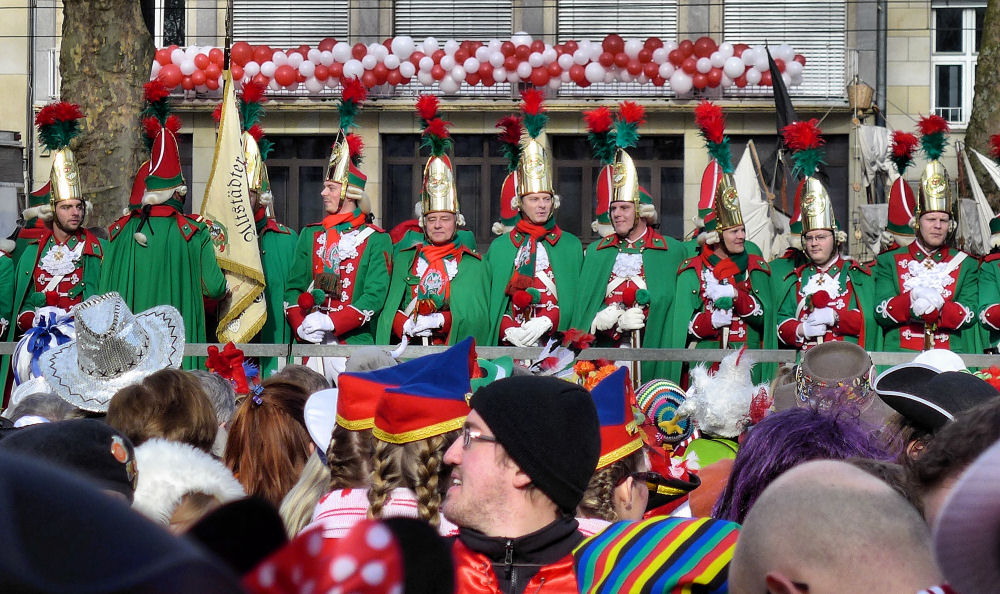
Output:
(711, 407), (891, 523)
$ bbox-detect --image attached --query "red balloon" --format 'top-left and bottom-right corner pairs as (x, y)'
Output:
(547, 61), (562, 77)
(190, 69), (207, 86)
(409, 51), (425, 66)
(530, 40), (545, 53)
(569, 64), (586, 83)
(158, 63), (183, 88)
(602, 34), (624, 54)
(313, 64), (329, 81)
(794, 54), (807, 66)
(707, 68), (723, 87)
(386, 69), (403, 85)
(678, 39), (694, 57)
(614, 52), (629, 68)
(733, 44), (750, 58)
(681, 57), (697, 75)
(692, 73), (708, 89)
(209, 48), (224, 67)
(205, 63), (221, 79)
(274, 64), (297, 86)
(774, 59), (786, 72)
(626, 59), (642, 76)
(352, 43), (367, 60)
(638, 48), (653, 63)
(761, 71), (773, 86)
(431, 64), (446, 80)
(383, 38), (394, 50)
(361, 70), (377, 88)
(598, 52), (615, 68)
(194, 53), (210, 70)
(297, 45), (310, 55)
(454, 49), (469, 64)
(373, 63), (389, 84)
(652, 75), (666, 86)
(563, 40), (579, 54)
(577, 77), (591, 88)
(478, 62), (493, 79)
(253, 45), (272, 64)
(155, 48), (172, 66)
(252, 73), (268, 87)
(329, 63), (343, 78)
(645, 37), (664, 50)
(432, 49), (445, 63)
(642, 62), (659, 78)
(181, 75), (195, 90)
(693, 36), (717, 58)
(318, 37), (337, 52)
(297, 72), (306, 83)
(514, 44), (531, 61)
(735, 74), (748, 88)
(230, 64), (243, 80)
(465, 73), (480, 86)
(530, 67), (550, 87)
(668, 49), (684, 67)
(229, 42), (251, 66)
(205, 76), (219, 91)
(503, 55), (518, 71)
(501, 41), (515, 57)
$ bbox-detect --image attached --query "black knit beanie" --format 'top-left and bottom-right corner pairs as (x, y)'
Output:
(469, 376), (600, 513)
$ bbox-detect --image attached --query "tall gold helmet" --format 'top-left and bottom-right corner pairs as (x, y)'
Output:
(611, 149), (640, 206)
(421, 155), (459, 215)
(799, 176), (837, 233)
(34, 101), (86, 208)
(49, 147), (83, 205)
(242, 132), (271, 202)
(917, 160), (953, 217)
(515, 136), (554, 198)
(712, 172), (743, 231)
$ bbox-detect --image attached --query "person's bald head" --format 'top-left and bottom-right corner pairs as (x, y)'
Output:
(730, 460), (941, 594)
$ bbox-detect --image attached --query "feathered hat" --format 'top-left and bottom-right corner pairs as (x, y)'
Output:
(695, 101), (742, 240)
(585, 102), (654, 235)
(327, 78), (368, 212)
(234, 81), (274, 206)
(916, 114), (953, 217)
(989, 133), (1000, 249)
(782, 118), (841, 240)
(35, 102), (86, 209)
(415, 94), (461, 221)
(516, 89), (555, 201)
(672, 348), (771, 439)
(492, 114), (523, 235)
(887, 130), (919, 244)
(140, 81), (187, 206)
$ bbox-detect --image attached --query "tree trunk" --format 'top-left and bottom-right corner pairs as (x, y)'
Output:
(60, 0), (153, 227)
(965, 0), (1000, 207)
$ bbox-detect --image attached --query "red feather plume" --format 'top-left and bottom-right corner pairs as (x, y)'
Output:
(341, 77), (367, 104)
(425, 117), (451, 139)
(164, 115), (182, 134)
(142, 116), (161, 140)
(781, 119), (825, 151)
(241, 80), (268, 104)
(416, 94), (440, 122)
(891, 130), (919, 159)
(143, 80), (170, 103)
(520, 88), (545, 116)
(345, 133), (364, 159)
(694, 100), (726, 144)
(496, 115), (523, 145)
(917, 114), (950, 136)
(583, 106), (613, 133)
(991, 134), (1000, 160)
(35, 102), (84, 127)
(247, 123), (264, 141)
(618, 101), (645, 125)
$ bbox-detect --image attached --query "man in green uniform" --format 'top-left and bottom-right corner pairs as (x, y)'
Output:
(485, 91), (582, 347)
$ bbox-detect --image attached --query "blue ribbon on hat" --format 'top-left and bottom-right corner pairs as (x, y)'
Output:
(16, 312), (72, 383)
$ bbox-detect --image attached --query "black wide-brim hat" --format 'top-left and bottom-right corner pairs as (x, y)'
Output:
(874, 363), (1000, 433)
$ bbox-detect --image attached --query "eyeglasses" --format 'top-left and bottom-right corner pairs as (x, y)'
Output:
(803, 233), (834, 243)
(616, 471), (690, 496)
(461, 425), (499, 449)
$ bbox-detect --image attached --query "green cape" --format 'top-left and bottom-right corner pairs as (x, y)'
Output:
(255, 221), (298, 376)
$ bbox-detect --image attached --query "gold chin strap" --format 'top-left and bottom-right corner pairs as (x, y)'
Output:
(713, 172), (743, 231)
(50, 148), (83, 205)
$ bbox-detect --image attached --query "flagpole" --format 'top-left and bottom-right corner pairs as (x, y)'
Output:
(224, 0), (233, 71)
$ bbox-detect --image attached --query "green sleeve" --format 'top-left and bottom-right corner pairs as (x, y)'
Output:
(198, 229), (227, 299)
(874, 250), (903, 329)
(284, 226), (319, 304)
(0, 254), (13, 329)
(350, 232), (393, 316)
(448, 256), (491, 345)
(954, 259), (980, 332)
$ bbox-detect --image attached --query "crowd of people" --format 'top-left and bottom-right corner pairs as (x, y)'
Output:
(2, 80), (1000, 592)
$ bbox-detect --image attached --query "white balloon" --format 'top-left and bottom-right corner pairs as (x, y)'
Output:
(754, 55), (770, 72)
(440, 76), (460, 94)
(696, 57), (712, 74)
(721, 74), (734, 88)
(419, 56), (434, 72)
(184, 46), (199, 58)
(528, 52), (543, 68)
(487, 39), (502, 52)
(489, 51), (505, 68)
(542, 48), (557, 65)
(620, 71), (634, 83)
(745, 68), (762, 85)
(637, 74), (649, 84)
(548, 77), (561, 89)
(604, 71), (615, 83)
(305, 76), (324, 93)
(516, 61), (532, 78)
(240, 60), (257, 77)
(444, 39), (460, 55)
(451, 65), (466, 80)
(573, 49), (589, 66)
(463, 57), (479, 73)
(670, 70), (693, 94)
(272, 51), (288, 66)
(333, 42), (351, 62)
(391, 36), (415, 59)
(440, 55), (455, 70)
(493, 67), (507, 82)
(577, 39), (593, 54)
(783, 72), (792, 87)
(150, 62), (160, 78)
(384, 54), (400, 70)
(475, 46), (490, 62)
(170, 48), (185, 64)
(299, 61), (315, 77)
(584, 62), (605, 83)
(507, 71), (520, 84)
(664, 40), (678, 53)
(307, 49), (322, 63)
(658, 63), (674, 78)
(560, 71), (571, 82)
(399, 61), (416, 78)
(777, 44), (795, 62)
(511, 31), (532, 46)
(179, 59), (196, 76)
(259, 61), (275, 78)
(785, 60), (803, 77)
(269, 79), (281, 91)
(719, 42), (735, 58)
(422, 37), (439, 54)
(326, 76), (340, 88)
(361, 55), (377, 70)
(288, 52), (303, 68)
(417, 70), (434, 86)
(724, 56), (745, 79)
(624, 39), (643, 58)
(589, 44), (603, 61)
(652, 48), (668, 65)
(791, 72), (803, 86)
(370, 44), (388, 61)
(740, 47), (755, 64)
(710, 51), (726, 69)
(343, 59), (364, 79)
(558, 53), (574, 69)
(320, 51), (334, 66)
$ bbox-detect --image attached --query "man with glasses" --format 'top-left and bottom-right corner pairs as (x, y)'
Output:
(442, 375), (601, 593)
(776, 179), (876, 350)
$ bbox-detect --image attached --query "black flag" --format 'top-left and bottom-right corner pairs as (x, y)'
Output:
(768, 47), (798, 138)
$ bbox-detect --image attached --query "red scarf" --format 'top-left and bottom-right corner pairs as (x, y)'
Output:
(505, 219), (558, 296)
(313, 210), (367, 275)
(414, 241), (463, 314)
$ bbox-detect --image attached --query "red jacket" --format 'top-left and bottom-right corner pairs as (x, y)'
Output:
(452, 540), (578, 593)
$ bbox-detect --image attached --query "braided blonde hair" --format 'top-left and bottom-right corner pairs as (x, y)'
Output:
(367, 430), (459, 527)
(577, 449), (645, 522)
(326, 425), (374, 491)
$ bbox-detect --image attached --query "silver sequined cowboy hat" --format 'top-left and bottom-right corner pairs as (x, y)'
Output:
(39, 292), (185, 412)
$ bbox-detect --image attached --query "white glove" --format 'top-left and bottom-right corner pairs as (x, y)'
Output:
(519, 316), (553, 345)
(591, 305), (623, 333)
(617, 307), (646, 331)
(705, 281), (736, 303)
(808, 307), (837, 328)
(910, 294), (937, 317)
(710, 308), (733, 329)
(301, 311), (335, 335)
(800, 320), (827, 339)
(403, 318), (433, 337)
(297, 323), (324, 344)
(504, 326), (529, 347)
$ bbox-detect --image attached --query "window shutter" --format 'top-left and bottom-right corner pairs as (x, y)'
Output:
(233, 1), (349, 47)
(723, 0), (847, 98)
(393, 1), (513, 39)
(557, 0), (679, 41)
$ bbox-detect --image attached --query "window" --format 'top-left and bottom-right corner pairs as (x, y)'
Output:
(233, 1), (349, 47)
(931, 4), (985, 125)
(723, 0), (847, 98)
(393, 1), (512, 39)
(149, 0), (185, 47)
